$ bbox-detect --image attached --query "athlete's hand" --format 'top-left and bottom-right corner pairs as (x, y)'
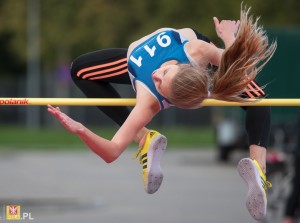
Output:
(213, 17), (240, 38)
(47, 104), (84, 134)
(213, 17), (240, 48)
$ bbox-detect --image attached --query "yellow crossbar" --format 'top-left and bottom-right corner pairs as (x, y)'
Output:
(1, 98), (300, 106)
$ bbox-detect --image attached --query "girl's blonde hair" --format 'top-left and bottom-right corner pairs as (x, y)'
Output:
(168, 65), (210, 109)
(168, 6), (277, 109)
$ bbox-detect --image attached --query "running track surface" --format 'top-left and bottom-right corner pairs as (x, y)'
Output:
(0, 149), (257, 223)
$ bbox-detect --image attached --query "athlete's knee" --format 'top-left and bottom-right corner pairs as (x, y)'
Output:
(70, 61), (79, 81)
(70, 56), (84, 81)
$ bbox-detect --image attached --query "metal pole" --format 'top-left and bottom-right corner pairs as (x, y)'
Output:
(1, 98), (300, 106)
(26, 0), (40, 128)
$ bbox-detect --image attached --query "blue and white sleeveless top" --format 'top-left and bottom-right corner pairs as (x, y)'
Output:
(128, 30), (191, 110)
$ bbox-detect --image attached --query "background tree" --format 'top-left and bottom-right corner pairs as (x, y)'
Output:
(0, 0), (299, 78)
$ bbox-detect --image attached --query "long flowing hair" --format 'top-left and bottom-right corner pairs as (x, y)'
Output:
(210, 6), (277, 102)
(168, 6), (277, 109)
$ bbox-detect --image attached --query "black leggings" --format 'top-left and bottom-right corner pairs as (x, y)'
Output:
(70, 31), (271, 148)
(70, 48), (131, 126)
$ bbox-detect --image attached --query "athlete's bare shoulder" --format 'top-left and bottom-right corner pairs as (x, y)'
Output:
(177, 28), (198, 40)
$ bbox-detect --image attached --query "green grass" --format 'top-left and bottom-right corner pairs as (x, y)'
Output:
(159, 127), (214, 148)
(0, 125), (214, 150)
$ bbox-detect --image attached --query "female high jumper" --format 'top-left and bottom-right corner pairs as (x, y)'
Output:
(48, 6), (276, 221)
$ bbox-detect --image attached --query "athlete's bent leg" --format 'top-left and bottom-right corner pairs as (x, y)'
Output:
(70, 48), (131, 126)
(238, 82), (272, 221)
(70, 49), (167, 193)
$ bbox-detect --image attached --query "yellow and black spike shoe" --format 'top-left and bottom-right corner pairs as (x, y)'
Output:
(237, 158), (272, 221)
(133, 130), (167, 194)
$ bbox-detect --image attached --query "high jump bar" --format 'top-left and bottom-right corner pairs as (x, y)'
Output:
(1, 98), (300, 106)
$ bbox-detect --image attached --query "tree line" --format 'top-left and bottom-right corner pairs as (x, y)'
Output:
(0, 0), (299, 77)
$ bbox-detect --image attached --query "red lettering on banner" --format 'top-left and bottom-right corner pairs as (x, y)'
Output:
(0, 99), (29, 105)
